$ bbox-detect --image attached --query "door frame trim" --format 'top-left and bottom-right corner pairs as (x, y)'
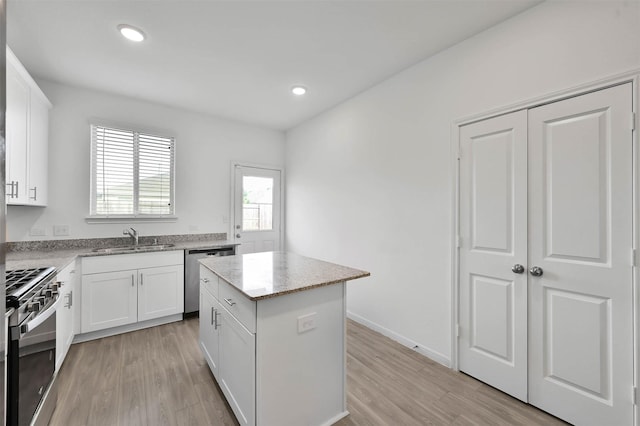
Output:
(230, 161), (286, 252)
(450, 70), (639, 423)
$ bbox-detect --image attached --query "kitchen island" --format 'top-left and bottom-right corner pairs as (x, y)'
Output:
(199, 251), (369, 426)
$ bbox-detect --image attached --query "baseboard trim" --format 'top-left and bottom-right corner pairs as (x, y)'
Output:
(320, 410), (349, 426)
(347, 311), (451, 368)
(73, 314), (183, 343)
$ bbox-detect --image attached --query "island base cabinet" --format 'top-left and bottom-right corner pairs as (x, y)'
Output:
(199, 274), (347, 426)
(219, 307), (256, 426)
(256, 283), (346, 426)
(199, 287), (220, 379)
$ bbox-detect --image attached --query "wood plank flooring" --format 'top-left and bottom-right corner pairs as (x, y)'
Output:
(51, 318), (565, 426)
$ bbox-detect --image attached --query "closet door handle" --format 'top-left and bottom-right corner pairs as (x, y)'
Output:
(529, 266), (543, 277)
(512, 264), (525, 274)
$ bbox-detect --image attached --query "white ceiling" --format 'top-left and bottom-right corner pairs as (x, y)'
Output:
(7, 0), (541, 131)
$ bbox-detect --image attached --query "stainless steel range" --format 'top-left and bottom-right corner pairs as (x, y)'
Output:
(6, 267), (59, 426)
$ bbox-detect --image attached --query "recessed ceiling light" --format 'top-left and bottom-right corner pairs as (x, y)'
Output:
(291, 86), (307, 96)
(118, 24), (145, 42)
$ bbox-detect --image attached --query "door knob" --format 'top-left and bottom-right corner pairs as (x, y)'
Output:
(529, 266), (543, 277)
(236, 234), (241, 238)
(511, 264), (525, 274)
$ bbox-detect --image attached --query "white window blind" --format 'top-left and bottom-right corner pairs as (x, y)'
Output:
(90, 124), (175, 217)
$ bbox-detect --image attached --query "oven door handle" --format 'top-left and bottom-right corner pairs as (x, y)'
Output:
(20, 295), (60, 334)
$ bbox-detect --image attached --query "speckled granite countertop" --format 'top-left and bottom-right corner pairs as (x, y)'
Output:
(199, 251), (370, 300)
(6, 234), (238, 273)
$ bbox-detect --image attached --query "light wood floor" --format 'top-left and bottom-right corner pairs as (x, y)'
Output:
(51, 318), (565, 426)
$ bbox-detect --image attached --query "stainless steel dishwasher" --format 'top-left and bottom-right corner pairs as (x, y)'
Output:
(184, 246), (235, 316)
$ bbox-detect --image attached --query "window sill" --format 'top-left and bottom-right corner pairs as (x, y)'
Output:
(85, 215), (178, 224)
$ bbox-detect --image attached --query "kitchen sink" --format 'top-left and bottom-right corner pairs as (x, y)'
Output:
(92, 243), (175, 253)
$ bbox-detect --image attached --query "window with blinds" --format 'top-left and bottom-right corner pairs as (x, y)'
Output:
(90, 124), (175, 217)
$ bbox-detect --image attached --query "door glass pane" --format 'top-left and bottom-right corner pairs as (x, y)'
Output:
(242, 176), (273, 231)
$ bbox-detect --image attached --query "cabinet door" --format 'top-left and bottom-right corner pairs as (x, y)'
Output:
(81, 270), (138, 333)
(56, 265), (77, 371)
(27, 91), (49, 206)
(219, 308), (255, 426)
(199, 287), (220, 379)
(6, 60), (29, 205)
(137, 264), (184, 322)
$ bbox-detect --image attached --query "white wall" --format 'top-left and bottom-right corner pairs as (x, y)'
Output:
(285, 1), (640, 364)
(7, 80), (285, 241)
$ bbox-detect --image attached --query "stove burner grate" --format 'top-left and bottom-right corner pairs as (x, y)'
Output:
(6, 267), (56, 297)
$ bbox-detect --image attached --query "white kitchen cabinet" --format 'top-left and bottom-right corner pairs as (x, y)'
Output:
(27, 88), (49, 205)
(55, 262), (77, 371)
(81, 251), (184, 334)
(199, 263), (348, 426)
(81, 269), (138, 333)
(137, 264), (184, 322)
(6, 47), (51, 206)
(199, 286), (220, 379)
(199, 274), (256, 426)
(219, 306), (255, 426)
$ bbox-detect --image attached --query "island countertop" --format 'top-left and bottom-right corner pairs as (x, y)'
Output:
(199, 251), (370, 300)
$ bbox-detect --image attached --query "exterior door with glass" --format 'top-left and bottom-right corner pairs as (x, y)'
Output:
(233, 165), (282, 254)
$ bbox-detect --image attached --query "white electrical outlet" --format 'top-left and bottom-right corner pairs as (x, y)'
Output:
(29, 227), (46, 236)
(297, 312), (317, 333)
(53, 225), (69, 236)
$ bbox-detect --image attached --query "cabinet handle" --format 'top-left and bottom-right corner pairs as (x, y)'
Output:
(211, 307), (215, 325)
(140, 273), (143, 285)
(14, 181), (18, 198)
(131, 274), (135, 287)
(65, 291), (73, 309)
(6, 181), (16, 199)
(29, 186), (37, 201)
(200, 277), (210, 283)
(214, 310), (220, 330)
(223, 298), (236, 307)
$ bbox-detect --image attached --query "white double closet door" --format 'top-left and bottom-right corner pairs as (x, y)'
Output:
(458, 83), (634, 426)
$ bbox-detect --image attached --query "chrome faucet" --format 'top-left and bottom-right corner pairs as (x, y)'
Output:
(123, 227), (139, 246)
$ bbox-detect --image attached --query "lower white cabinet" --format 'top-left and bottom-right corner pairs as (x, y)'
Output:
(200, 282), (255, 426)
(55, 262), (77, 371)
(81, 251), (184, 334)
(82, 270), (138, 332)
(137, 265), (185, 322)
(219, 306), (255, 426)
(199, 286), (220, 378)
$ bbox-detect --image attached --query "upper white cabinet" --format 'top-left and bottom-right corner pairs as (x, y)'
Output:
(6, 47), (51, 206)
